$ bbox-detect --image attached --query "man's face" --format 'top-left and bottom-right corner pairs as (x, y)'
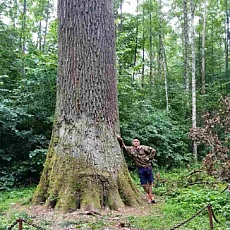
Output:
(132, 139), (140, 147)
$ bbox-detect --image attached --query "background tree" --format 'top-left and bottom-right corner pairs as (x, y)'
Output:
(190, 0), (197, 160)
(201, 0), (207, 95)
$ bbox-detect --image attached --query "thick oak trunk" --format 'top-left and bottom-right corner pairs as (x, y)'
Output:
(33, 0), (143, 212)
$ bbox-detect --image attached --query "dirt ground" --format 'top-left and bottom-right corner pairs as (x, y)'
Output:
(9, 197), (162, 230)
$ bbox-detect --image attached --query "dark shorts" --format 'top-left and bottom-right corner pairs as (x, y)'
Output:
(138, 166), (154, 185)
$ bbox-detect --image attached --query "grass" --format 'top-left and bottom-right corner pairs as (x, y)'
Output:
(0, 186), (36, 230)
(0, 167), (229, 229)
(126, 167), (230, 230)
(0, 186), (35, 212)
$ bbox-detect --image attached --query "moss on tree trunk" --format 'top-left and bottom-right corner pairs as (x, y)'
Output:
(33, 119), (143, 211)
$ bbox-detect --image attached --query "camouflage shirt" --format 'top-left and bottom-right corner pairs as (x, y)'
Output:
(123, 145), (156, 168)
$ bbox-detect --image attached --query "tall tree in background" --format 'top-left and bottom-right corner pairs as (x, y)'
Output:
(141, 5), (145, 86)
(225, 0), (230, 87)
(20, 0), (27, 77)
(148, 0), (154, 87)
(158, 0), (169, 112)
(190, 0), (197, 160)
(201, 0), (207, 95)
(33, 0), (142, 211)
(132, 0), (139, 80)
(183, 0), (189, 92)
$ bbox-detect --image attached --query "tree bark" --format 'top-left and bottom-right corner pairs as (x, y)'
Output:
(158, 0), (168, 113)
(13, 0), (18, 27)
(141, 6), (145, 87)
(132, 0), (139, 80)
(33, 0), (143, 212)
(190, 1), (197, 161)
(36, 21), (42, 51)
(149, 0), (153, 87)
(163, 49), (169, 113)
(42, 0), (50, 51)
(201, 0), (206, 95)
(183, 0), (189, 92)
(158, 0), (163, 80)
(225, 0), (229, 90)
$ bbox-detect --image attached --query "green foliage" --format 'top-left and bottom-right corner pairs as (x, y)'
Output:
(0, 186), (51, 229)
(0, 100), (50, 189)
(0, 47), (56, 190)
(0, 186), (35, 212)
(0, 11), (57, 188)
(118, 79), (192, 168)
(127, 167), (229, 230)
(0, 0), (229, 190)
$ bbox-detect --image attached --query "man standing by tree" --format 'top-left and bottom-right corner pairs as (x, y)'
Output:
(117, 136), (156, 204)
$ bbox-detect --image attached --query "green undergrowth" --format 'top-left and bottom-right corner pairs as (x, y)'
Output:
(0, 167), (230, 229)
(0, 186), (38, 230)
(127, 166), (230, 230)
(0, 186), (35, 212)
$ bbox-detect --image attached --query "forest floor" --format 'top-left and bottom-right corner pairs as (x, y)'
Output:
(7, 195), (163, 230)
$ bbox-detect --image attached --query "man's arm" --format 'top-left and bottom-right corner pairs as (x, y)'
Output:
(142, 145), (156, 160)
(117, 135), (132, 155)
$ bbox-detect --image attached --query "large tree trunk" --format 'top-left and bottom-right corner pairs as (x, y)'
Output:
(33, 0), (142, 212)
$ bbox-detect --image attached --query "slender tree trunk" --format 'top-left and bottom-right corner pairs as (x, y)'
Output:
(20, 0), (27, 78)
(158, 0), (169, 112)
(163, 49), (169, 113)
(190, 1), (197, 161)
(36, 21), (42, 51)
(225, 0), (229, 90)
(149, 0), (153, 87)
(207, 18), (215, 84)
(158, 0), (163, 80)
(141, 7), (145, 87)
(33, 0), (143, 212)
(201, 0), (207, 95)
(132, 0), (139, 80)
(183, 0), (189, 92)
(22, 0), (26, 54)
(13, 0), (17, 27)
(42, 0), (50, 51)
(120, 0), (123, 26)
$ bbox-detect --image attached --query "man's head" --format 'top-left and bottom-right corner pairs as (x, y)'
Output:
(132, 137), (140, 147)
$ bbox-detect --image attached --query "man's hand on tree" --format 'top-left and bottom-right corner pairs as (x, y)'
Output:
(117, 135), (124, 147)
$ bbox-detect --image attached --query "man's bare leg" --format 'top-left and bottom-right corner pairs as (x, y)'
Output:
(142, 184), (149, 194)
(142, 184), (152, 203)
(148, 183), (155, 202)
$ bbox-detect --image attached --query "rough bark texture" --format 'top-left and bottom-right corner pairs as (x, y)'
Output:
(33, 0), (143, 212)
